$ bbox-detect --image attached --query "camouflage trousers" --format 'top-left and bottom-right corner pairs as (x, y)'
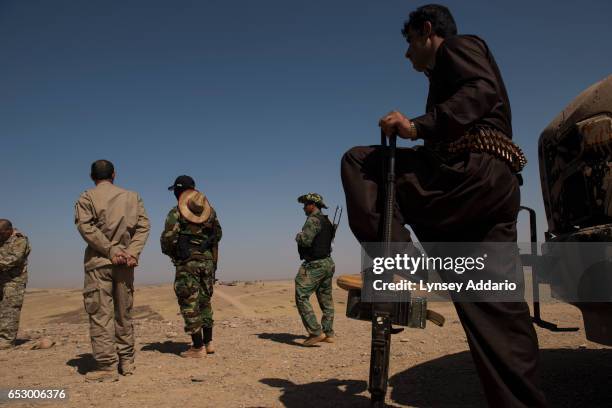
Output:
(174, 260), (215, 334)
(295, 257), (335, 336)
(0, 269), (27, 348)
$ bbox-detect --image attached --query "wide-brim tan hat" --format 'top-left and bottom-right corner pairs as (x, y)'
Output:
(178, 189), (212, 224)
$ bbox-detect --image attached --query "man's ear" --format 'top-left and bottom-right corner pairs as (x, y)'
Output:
(111, 172), (116, 181)
(423, 21), (433, 38)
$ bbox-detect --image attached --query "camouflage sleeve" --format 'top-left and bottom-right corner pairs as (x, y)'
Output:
(0, 235), (30, 273)
(125, 194), (151, 260)
(160, 208), (180, 258)
(295, 215), (322, 247)
(213, 212), (222, 244)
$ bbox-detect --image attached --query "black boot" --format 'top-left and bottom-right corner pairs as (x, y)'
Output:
(203, 327), (214, 354)
(191, 330), (204, 349)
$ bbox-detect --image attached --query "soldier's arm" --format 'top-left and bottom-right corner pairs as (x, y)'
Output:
(214, 213), (222, 243)
(412, 37), (498, 141)
(74, 193), (122, 258)
(160, 209), (180, 258)
(295, 216), (322, 247)
(212, 213), (221, 265)
(0, 236), (30, 272)
(125, 194), (151, 261)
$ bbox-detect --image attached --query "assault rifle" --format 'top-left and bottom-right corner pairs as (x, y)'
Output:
(331, 205), (343, 242)
(368, 132), (444, 405)
(337, 131), (444, 406)
(368, 131), (398, 406)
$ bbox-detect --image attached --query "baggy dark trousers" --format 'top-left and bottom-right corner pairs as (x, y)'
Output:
(341, 145), (548, 408)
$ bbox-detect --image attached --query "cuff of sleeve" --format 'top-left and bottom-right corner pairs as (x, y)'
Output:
(109, 246), (125, 258)
(411, 114), (436, 141)
(124, 249), (139, 260)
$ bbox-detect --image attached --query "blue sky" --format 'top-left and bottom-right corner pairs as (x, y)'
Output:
(1, 0), (610, 287)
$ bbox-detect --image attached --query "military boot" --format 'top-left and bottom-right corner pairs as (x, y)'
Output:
(181, 346), (205, 358)
(203, 327), (214, 354)
(119, 360), (135, 376)
(85, 366), (119, 383)
(323, 334), (335, 343)
(302, 333), (326, 347)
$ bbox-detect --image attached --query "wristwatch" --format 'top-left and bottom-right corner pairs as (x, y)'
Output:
(406, 120), (418, 139)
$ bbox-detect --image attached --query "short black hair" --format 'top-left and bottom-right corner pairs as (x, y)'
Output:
(0, 219), (12, 231)
(402, 4), (457, 40)
(90, 159), (115, 181)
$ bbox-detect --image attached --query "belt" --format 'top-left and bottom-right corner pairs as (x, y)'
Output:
(175, 253), (213, 265)
(449, 127), (527, 173)
(303, 254), (331, 263)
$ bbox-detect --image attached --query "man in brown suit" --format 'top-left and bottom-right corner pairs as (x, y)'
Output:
(74, 159), (150, 382)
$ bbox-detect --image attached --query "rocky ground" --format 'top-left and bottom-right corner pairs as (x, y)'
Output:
(1, 281), (611, 407)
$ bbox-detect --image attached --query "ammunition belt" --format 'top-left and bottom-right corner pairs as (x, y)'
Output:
(446, 127), (527, 173)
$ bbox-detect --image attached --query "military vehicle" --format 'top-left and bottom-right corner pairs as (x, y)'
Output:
(338, 74), (612, 405)
(531, 74), (612, 345)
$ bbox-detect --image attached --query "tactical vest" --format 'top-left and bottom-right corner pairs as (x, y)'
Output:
(298, 213), (333, 262)
(176, 214), (217, 262)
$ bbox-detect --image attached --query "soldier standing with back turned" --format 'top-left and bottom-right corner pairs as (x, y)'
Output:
(161, 176), (222, 358)
(74, 160), (150, 382)
(295, 193), (336, 346)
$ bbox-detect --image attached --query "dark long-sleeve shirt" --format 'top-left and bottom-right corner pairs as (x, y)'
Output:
(412, 35), (512, 143)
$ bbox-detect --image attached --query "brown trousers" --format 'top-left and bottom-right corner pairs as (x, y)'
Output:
(83, 265), (134, 368)
(341, 145), (547, 408)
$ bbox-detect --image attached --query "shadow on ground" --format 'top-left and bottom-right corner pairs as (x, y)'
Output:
(47, 305), (164, 325)
(141, 341), (190, 356)
(261, 348), (612, 407)
(67, 353), (97, 375)
(256, 332), (307, 346)
(15, 338), (31, 346)
(260, 378), (374, 408)
(388, 348), (612, 408)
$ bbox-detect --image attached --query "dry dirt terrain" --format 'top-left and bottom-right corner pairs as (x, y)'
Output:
(1, 280), (611, 407)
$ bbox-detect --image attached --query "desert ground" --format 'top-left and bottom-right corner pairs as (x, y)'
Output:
(1, 280), (611, 408)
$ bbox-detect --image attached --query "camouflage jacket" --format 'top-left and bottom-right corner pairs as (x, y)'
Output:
(295, 208), (323, 248)
(0, 230), (31, 277)
(160, 206), (222, 265)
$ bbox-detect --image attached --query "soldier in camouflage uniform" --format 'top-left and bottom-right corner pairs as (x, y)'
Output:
(0, 219), (31, 350)
(295, 193), (336, 346)
(161, 176), (222, 358)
